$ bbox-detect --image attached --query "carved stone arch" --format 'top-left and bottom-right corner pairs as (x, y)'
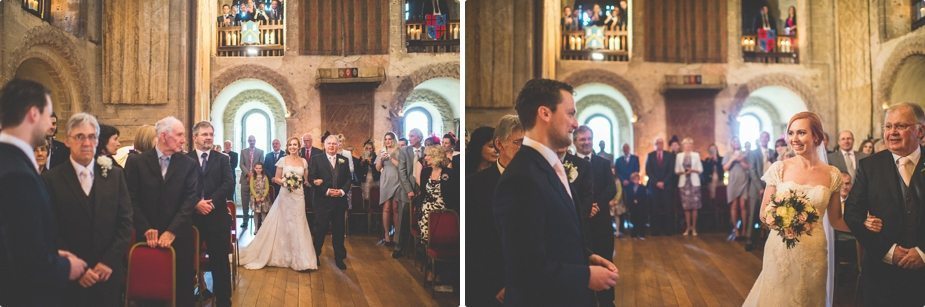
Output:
(211, 64), (298, 116)
(877, 33), (925, 105)
(560, 69), (643, 117)
(221, 89), (288, 142)
(389, 62), (460, 131)
(576, 94), (634, 150)
(405, 88), (456, 134)
(741, 74), (817, 113)
(6, 25), (90, 116)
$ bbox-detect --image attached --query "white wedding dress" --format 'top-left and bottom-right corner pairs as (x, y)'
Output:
(743, 161), (842, 307)
(239, 158), (318, 271)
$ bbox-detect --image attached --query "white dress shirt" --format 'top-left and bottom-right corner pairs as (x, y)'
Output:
(70, 157), (95, 196)
(522, 136), (572, 198)
(195, 149), (210, 168)
(327, 154), (345, 197)
(882, 146), (925, 265)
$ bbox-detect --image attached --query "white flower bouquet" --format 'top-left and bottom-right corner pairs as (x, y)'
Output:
(282, 171), (303, 192)
(764, 190), (820, 249)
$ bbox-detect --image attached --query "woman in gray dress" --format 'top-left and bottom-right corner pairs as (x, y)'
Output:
(723, 136), (750, 240)
(675, 138), (703, 236)
(376, 132), (402, 246)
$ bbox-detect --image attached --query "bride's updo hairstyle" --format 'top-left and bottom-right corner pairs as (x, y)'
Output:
(786, 112), (825, 146)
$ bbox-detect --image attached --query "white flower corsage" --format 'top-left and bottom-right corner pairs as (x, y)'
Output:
(441, 173), (450, 181)
(563, 160), (578, 183)
(338, 158), (346, 164)
(97, 156), (113, 178)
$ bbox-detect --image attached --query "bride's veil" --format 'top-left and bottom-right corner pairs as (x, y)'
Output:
(816, 142), (835, 307)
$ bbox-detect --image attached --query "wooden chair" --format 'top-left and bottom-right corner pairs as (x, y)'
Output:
(424, 209), (459, 295)
(125, 243), (176, 306)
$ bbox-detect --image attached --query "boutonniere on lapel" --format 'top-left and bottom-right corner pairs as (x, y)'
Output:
(563, 160), (578, 183)
(441, 173), (450, 181)
(337, 158), (346, 164)
(97, 156), (113, 178)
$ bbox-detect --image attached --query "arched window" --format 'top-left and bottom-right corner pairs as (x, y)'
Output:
(585, 114), (615, 156)
(241, 109), (271, 152)
(737, 113), (763, 146)
(404, 107), (432, 138)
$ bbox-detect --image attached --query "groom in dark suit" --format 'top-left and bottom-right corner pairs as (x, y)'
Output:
(846, 103), (925, 306)
(189, 121), (234, 307)
(0, 79), (87, 306)
(124, 116), (199, 306)
(44, 113), (134, 306)
(494, 79), (618, 307)
(310, 135), (353, 270)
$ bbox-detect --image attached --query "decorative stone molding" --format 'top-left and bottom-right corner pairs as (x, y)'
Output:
(220, 89), (287, 142)
(877, 33), (925, 105)
(406, 88), (456, 134)
(211, 64), (297, 116)
(576, 94), (634, 149)
(560, 69), (644, 117)
(742, 74), (818, 113)
(389, 61), (460, 132)
(6, 25), (90, 113)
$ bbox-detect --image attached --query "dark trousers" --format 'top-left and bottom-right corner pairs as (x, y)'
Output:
(313, 201), (348, 260)
(240, 182), (251, 223)
(173, 227), (195, 306)
(590, 213), (615, 307)
(63, 266), (124, 307)
(195, 216), (231, 307)
(629, 203), (648, 237)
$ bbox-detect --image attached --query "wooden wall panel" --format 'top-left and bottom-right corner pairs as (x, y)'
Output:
(644, 0), (726, 63)
(103, 0), (170, 104)
(303, 0), (388, 55)
(319, 84), (375, 153)
(666, 90), (716, 154)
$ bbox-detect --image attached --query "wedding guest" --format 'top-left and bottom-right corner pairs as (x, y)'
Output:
(701, 143), (724, 200)
(268, 0), (282, 21)
(597, 140), (614, 162)
(784, 5), (797, 35)
(377, 132), (401, 246)
(828, 130), (868, 181)
(442, 133), (459, 169)
(625, 172), (648, 238)
(240, 135), (264, 229)
(97, 124), (121, 168)
(218, 4), (234, 26)
(618, 0), (628, 29)
(310, 135), (353, 270)
(393, 128), (424, 258)
(223, 139), (239, 202)
(399, 137), (408, 147)
(774, 138), (790, 161)
(300, 133), (323, 216)
(753, 5), (776, 34)
(357, 139), (380, 204)
(254, 2), (269, 23)
(745, 132), (774, 250)
(859, 139), (875, 155)
(615, 143), (639, 188)
(675, 138), (703, 236)
(45, 112), (134, 307)
(419, 145), (458, 292)
(589, 4), (605, 26)
(872, 138), (886, 153)
(0, 79), (87, 306)
(35, 139), (50, 174)
(132, 125), (157, 154)
(646, 137), (676, 236)
(723, 136), (750, 240)
(47, 112), (70, 169)
(604, 8), (621, 31)
(562, 6), (579, 31)
(465, 126), (497, 175)
(335, 134), (356, 184)
(263, 139), (286, 200)
(124, 116), (199, 305)
(466, 114), (522, 307)
(251, 162), (271, 231)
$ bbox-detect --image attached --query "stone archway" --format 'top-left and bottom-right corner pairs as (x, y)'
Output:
(389, 62), (460, 131)
(220, 89), (288, 144)
(211, 64), (298, 116)
(560, 69), (644, 117)
(6, 26), (89, 118)
(878, 34), (925, 105)
(741, 74), (818, 113)
(405, 88), (456, 135)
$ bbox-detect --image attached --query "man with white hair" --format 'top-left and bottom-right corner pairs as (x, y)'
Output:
(392, 128), (423, 258)
(310, 134), (353, 269)
(124, 116), (199, 305)
(43, 112), (133, 306)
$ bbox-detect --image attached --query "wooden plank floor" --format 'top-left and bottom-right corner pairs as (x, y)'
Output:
(226, 230), (458, 307)
(612, 233), (861, 307)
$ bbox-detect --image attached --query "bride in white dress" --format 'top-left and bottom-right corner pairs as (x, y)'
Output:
(743, 112), (851, 307)
(239, 137), (318, 271)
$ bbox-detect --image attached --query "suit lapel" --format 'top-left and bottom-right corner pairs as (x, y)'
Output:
(911, 147), (925, 205)
(164, 153), (181, 183)
(145, 150), (166, 184)
(90, 163), (109, 220)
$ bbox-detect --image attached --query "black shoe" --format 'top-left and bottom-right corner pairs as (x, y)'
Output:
(392, 250), (403, 258)
(240, 222), (248, 229)
(335, 259), (347, 270)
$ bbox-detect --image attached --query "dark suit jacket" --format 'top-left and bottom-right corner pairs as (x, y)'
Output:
(588, 154), (617, 226)
(845, 148), (925, 304)
(309, 153), (352, 207)
(645, 151), (675, 189)
(493, 146), (592, 307)
(0, 143), (71, 306)
(124, 150), (199, 237)
(263, 150), (286, 182)
(615, 154), (639, 184)
(188, 150), (234, 232)
(44, 159), (134, 304)
(748, 147), (775, 190)
(624, 183), (647, 208)
(48, 138), (70, 169)
(356, 152), (380, 183)
(565, 154), (594, 249)
(466, 164), (503, 307)
(225, 151), (239, 185)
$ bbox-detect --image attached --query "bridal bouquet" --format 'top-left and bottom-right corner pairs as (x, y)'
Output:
(765, 190), (820, 249)
(282, 171), (303, 192)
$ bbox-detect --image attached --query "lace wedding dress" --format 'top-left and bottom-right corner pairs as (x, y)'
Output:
(239, 158), (318, 271)
(743, 161), (842, 307)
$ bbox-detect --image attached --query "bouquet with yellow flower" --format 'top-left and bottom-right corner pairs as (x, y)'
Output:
(282, 171), (303, 192)
(764, 190), (820, 249)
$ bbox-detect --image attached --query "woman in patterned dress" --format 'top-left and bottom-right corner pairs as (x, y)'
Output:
(675, 137), (703, 236)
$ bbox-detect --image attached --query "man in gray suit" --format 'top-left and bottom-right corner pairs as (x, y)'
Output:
(239, 135), (264, 229)
(392, 128), (423, 258)
(745, 131), (775, 251)
(828, 130), (868, 181)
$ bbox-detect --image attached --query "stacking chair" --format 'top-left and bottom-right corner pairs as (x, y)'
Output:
(424, 209), (459, 295)
(125, 243), (176, 306)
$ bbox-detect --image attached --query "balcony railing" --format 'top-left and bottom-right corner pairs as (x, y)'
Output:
(741, 34), (799, 64)
(405, 20), (460, 53)
(217, 20), (285, 57)
(21, 0), (50, 20)
(914, 0), (925, 30)
(561, 30), (629, 62)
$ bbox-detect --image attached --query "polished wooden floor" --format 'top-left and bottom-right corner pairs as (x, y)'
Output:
(612, 233), (861, 307)
(224, 227), (458, 307)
